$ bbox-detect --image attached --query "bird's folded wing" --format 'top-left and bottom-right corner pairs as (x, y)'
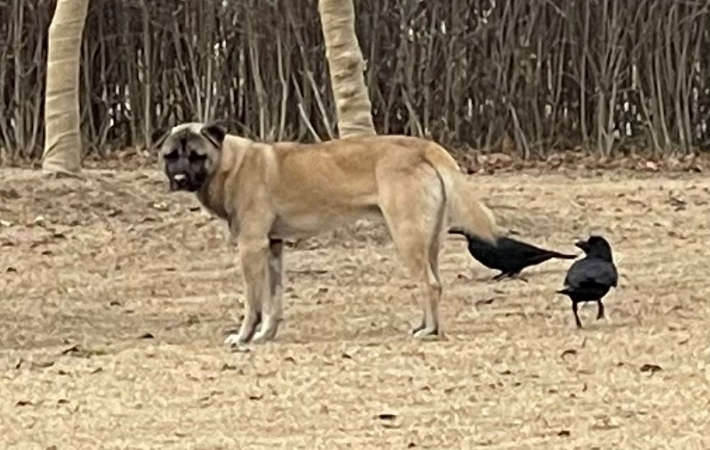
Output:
(580, 261), (617, 287)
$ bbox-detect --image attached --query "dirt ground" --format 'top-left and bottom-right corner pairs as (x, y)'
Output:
(1, 167), (709, 449)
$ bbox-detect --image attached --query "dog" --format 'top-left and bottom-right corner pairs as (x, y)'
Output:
(155, 122), (500, 347)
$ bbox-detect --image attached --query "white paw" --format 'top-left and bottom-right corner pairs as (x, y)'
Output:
(250, 331), (270, 345)
(412, 328), (441, 341)
(224, 334), (249, 350)
(251, 321), (280, 344)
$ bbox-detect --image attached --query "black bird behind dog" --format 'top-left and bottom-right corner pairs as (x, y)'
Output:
(450, 230), (577, 281)
(557, 235), (618, 328)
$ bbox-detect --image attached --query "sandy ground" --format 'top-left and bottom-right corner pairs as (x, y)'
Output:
(1, 167), (709, 449)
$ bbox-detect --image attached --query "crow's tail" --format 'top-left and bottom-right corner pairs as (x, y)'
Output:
(548, 251), (578, 260)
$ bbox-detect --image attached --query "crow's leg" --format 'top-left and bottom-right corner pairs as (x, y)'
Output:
(596, 300), (605, 320)
(572, 301), (583, 328)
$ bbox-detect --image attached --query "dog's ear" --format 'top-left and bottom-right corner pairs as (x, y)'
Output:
(200, 122), (227, 149)
(151, 128), (170, 150)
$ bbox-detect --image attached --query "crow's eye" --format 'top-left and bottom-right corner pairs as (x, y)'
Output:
(164, 150), (179, 161)
(189, 152), (207, 162)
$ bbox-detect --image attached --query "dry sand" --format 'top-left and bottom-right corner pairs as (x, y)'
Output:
(1, 168), (709, 449)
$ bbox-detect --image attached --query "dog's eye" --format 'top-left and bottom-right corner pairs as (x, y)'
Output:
(164, 151), (179, 161)
(189, 153), (207, 162)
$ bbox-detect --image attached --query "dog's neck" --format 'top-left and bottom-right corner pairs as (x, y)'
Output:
(196, 134), (252, 219)
(218, 135), (251, 173)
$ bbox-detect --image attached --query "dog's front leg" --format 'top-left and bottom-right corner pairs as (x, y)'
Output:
(224, 238), (270, 348)
(251, 239), (284, 343)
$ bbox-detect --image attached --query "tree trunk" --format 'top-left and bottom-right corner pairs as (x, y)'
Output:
(318, 0), (376, 138)
(42, 0), (90, 175)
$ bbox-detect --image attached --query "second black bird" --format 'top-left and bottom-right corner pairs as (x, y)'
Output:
(557, 235), (618, 329)
(450, 230), (578, 281)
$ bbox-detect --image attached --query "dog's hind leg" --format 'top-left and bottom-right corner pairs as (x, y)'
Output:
(377, 161), (446, 341)
(251, 239), (285, 344)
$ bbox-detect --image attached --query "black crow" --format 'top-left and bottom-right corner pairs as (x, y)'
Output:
(450, 230), (578, 281)
(557, 235), (618, 328)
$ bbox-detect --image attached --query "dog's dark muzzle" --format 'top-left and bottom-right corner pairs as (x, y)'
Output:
(170, 173), (195, 191)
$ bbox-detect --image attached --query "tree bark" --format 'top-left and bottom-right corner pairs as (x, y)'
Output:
(318, 0), (376, 138)
(42, 0), (90, 175)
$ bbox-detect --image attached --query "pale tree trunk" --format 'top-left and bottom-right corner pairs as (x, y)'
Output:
(42, 0), (90, 175)
(318, 0), (376, 138)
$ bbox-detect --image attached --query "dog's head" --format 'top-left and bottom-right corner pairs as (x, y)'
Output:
(154, 122), (227, 192)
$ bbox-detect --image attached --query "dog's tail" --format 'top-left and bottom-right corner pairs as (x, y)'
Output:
(434, 166), (498, 245)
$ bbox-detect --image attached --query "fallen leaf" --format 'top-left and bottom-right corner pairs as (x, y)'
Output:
(151, 202), (169, 212)
(639, 364), (662, 374)
(31, 360), (55, 369)
(230, 345), (251, 354)
(61, 345), (81, 355)
(376, 412), (401, 429)
(644, 161), (658, 171)
(61, 345), (107, 358)
(475, 298), (495, 308)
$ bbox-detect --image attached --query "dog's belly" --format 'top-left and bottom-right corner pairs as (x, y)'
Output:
(270, 205), (383, 239)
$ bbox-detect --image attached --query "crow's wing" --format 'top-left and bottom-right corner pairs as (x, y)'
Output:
(565, 258), (617, 289)
(466, 237), (502, 270)
(562, 258), (584, 287)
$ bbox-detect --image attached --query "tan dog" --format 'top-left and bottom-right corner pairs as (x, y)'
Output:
(156, 122), (499, 347)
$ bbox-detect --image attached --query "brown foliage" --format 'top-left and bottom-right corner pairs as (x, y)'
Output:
(1, 0), (709, 162)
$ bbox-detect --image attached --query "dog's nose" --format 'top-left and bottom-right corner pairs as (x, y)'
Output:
(171, 173), (189, 189)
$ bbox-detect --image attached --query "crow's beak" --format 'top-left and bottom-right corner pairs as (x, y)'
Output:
(574, 240), (588, 250)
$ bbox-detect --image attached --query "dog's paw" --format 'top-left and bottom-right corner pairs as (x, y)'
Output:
(250, 330), (272, 345)
(412, 327), (441, 341)
(224, 333), (250, 352)
(250, 318), (280, 344)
